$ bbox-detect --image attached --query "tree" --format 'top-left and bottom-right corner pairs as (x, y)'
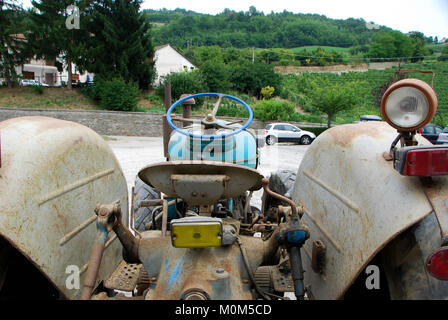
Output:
(157, 70), (206, 102)
(82, 0), (155, 89)
(29, 0), (92, 89)
(199, 59), (231, 93)
(408, 31), (430, 62)
(308, 80), (360, 128)
(259, 50), (280, 64)
(229, 60), (280, 98)
(367, 31), (414, 60)
(0, 1), (31, 87)
(145, 8), (385, 49)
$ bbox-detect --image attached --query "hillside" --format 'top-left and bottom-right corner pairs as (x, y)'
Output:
(0, 87), (98, 110)
(143, 8), (393, 49)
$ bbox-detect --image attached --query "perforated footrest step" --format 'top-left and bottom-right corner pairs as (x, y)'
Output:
(104, 261), (142, 292)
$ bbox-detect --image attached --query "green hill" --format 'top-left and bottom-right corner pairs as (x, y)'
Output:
(143, 7), (393, 49)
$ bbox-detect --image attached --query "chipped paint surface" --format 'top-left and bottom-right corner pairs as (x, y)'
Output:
(139, 232), (272, 300)
(166, 256), (184, 291)
(0, 116), (128, 299)
(291, 121), (434, 299)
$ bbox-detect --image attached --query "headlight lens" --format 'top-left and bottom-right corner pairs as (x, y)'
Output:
(381, 78), (438, 131)
(384, 87), (429, 129)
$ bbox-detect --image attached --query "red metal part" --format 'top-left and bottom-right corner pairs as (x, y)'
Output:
(404, 148), (448, 176)
(426, 246), (448, 281)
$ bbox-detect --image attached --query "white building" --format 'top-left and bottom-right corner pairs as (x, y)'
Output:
(15, 56), (94, 87)
(153, 44), (197, 85)
(15, 57), (59, 86)
(9, 34), (93, 87)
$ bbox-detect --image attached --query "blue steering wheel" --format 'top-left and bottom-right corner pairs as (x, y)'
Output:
(166, 93), (253, 139)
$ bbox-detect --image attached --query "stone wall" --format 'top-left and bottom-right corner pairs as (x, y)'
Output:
(0, 107), (325, 137)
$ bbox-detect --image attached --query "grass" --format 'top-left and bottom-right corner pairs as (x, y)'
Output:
(0, 87), (99, 110)
(427, 43), (448, 54)
(102, 136), (117, 141)
(0, 86), (168, 113)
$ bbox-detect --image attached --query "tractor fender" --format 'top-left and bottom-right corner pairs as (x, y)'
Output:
(0, 116), (128, 299)
(291, 121), (438, 299)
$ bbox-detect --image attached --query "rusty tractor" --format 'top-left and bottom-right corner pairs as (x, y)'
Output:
(0, 73), (447, 300)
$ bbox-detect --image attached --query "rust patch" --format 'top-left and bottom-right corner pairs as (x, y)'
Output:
(326, 122), (395, 148)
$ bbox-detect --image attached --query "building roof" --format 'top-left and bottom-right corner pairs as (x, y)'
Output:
(154, 44), (197, 68)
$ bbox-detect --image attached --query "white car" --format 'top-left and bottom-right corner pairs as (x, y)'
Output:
(20, 79), (49, 87)
(265, 123), (316, 145)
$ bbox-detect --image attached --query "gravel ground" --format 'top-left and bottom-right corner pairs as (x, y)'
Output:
(107, 136), (310, 209)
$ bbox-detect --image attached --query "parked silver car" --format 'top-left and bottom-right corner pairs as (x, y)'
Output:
(20, 79), (49, 87)
(265, 122), (316, 145)
(437, 126), (448, 144)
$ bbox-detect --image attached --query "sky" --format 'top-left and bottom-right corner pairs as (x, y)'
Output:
(20, 0), (448, 39)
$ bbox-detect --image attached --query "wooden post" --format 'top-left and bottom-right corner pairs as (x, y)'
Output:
(180, 94), (195, 121)
(163, 83), (172, 158)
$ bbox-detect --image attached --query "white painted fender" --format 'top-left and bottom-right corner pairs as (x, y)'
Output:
(291, 121), (438, 299)
(0, 116), (128, 299)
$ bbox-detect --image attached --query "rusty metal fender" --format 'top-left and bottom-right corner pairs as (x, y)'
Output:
(291, 121), (437, 299)
(0, 116), (128, 299)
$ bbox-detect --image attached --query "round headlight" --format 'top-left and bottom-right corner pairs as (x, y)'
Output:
(381, 79), (438, 131)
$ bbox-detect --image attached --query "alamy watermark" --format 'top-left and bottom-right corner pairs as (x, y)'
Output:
(365, 265), (380, 290)
(65, 265), (80, 290)
(65, 5), (80, 30)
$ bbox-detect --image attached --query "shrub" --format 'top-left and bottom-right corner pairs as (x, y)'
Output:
(253, 100), (296, 121)
(215, 103), (249, 118)
(229, 61), (281, 98)
(157, 70), (206, 102)
(199, 59), (231, 93)
(289, 112), (323, 123)
(81, 77), (105, 102)
(99, 78), (140, 111)
(261, 86), (275, 100)
(300, 126), (328, 137)
(31, 85), (44, 95)
(278, 58), (290, 66)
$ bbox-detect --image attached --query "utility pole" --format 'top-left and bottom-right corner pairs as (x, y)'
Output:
(252, 47), (255, 63)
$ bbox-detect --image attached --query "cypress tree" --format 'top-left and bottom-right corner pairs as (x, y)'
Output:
(83, 0), (155, 89)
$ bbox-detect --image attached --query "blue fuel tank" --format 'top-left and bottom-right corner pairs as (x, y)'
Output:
(168, 120), (259, 169)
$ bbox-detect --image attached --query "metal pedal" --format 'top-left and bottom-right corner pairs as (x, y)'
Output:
(104, 261), (142, 292)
